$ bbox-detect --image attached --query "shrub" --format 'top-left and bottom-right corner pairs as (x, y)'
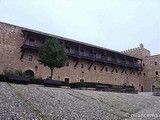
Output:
(0, 74), (6, 82)
(14, 70), (26, 77)
(3, 69), (14, 77)
(2, 69), (26, 77)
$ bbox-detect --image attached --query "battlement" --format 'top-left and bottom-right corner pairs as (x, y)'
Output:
(121, 47), (141, 53)
(121, 43), (150, 59)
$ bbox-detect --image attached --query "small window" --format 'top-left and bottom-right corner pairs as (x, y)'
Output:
(80, 79), (84, 82)
(116, 69), (118, 73)
(155, 62), (157, 65)
(94, 66), (96, 70)
(81, 64), (84, 69)
(143, 64), (144, 66)
(28, 55), (33, 61)
(156, 71), (158, 75)
(144, 73), (146, 76)
(106, 68), (108, 72)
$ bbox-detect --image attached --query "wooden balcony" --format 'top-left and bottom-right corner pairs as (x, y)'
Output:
(66, 52), (142, 69)
(21, 40), (142, 69)
(21, 41), (39, 51)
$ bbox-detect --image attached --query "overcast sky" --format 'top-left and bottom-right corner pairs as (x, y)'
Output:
(0, 0), (159, 55)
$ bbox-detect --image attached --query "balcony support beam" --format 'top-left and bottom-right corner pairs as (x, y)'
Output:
(121, 67), (126, 73)
(88, 61), (94, 70)
(88, 61), (93, 70)
(111, 65), (116, 73)
(130, 69), (134, 75)
(101, 64), (106, 71)
(20, 49), (25, 61)
(74, 59), (79, 67)
(138, 69), (143, 75)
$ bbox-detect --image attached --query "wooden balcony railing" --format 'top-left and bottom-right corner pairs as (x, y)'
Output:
(21, 41), (39, 50)
(66, 52), (142, 69)
(21, 42), (142, 69)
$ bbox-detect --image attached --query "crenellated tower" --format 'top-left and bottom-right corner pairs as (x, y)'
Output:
(121, 43), (151, 59)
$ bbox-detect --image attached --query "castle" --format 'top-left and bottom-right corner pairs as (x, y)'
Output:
(0, 22), (159, 92)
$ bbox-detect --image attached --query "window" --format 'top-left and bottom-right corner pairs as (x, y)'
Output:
(116, 69), (118, 73)
(94, 66), (96, 70)
(28, 55), (33, 61)
(155, 62), (157, 65)
(144, 73), (146, 76)
(81, 64), (84, 69)
(156, 71), (158, 75)
(80, 79), (84, 82)
(65, 47), (70, 53)
(143, 64), (144, 66)
(106, 68), (108, 72)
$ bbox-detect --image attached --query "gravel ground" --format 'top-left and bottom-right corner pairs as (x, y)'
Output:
(0, 81), (160, 120)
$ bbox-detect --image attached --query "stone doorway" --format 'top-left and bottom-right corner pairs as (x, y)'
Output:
(152, 85), (156, 92)
(24, 70), (34, 78)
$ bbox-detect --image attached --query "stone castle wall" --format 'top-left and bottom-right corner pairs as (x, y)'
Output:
(0, 22), (153, 92)
(121, 43), (160, 92)
(142, 55), (160, 91)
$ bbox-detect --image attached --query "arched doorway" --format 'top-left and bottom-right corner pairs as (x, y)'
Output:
(24, 70), (34, 78)
(141, 86), (144, 92)
(152, 85), (156, 92)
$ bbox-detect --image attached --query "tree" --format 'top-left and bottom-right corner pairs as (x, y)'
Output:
(38, 38), (67, 79)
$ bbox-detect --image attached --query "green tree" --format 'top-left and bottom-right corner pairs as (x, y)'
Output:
(38, 38), (67, 79)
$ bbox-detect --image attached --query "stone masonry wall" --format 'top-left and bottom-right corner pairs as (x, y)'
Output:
(143, 55), (160, 91)
(0, 22), (144, 91)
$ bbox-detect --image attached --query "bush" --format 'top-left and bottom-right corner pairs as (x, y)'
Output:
(2, 69), (26, 77)
(0, 74), (7, 82)
(3, 69), (14, 77)
(14, 70), (26, 77)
